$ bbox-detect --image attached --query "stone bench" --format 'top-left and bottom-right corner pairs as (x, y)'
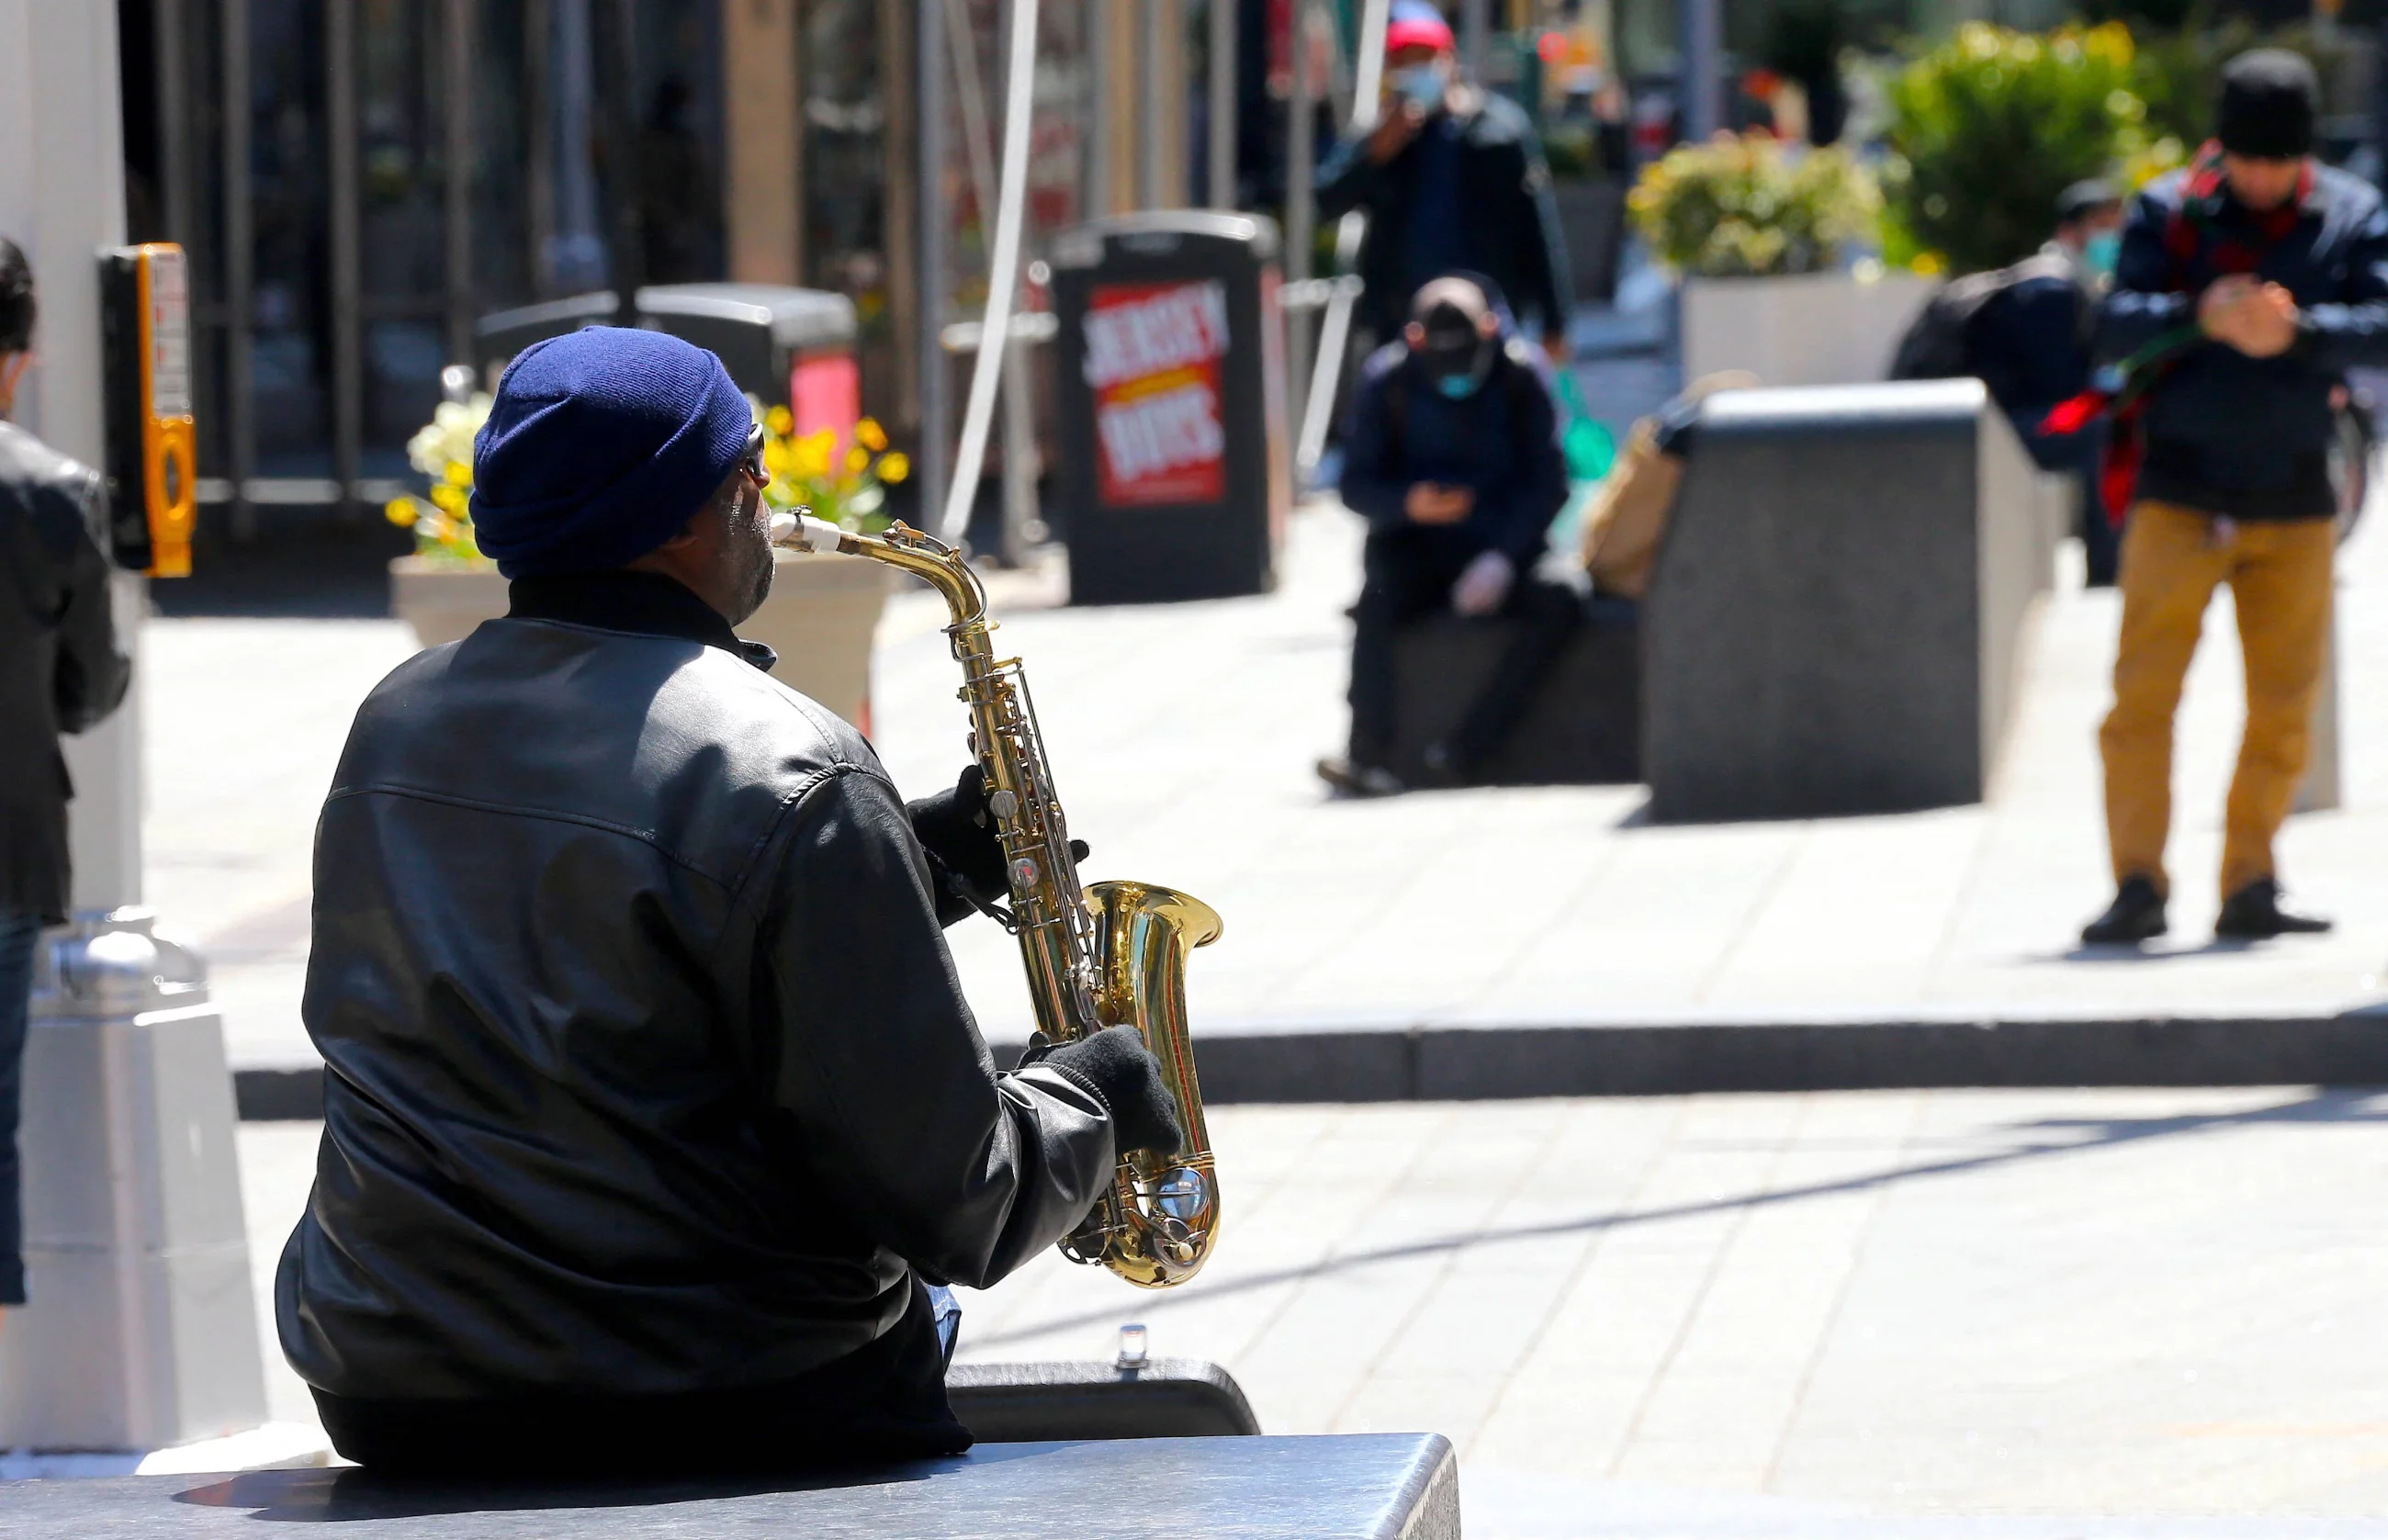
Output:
(1385, 594), (1640, 788)
(1641, 379), (2054, 822)
(2, 1432), (1459, 1539)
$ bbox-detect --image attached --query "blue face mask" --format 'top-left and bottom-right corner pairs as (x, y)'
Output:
(1395, 62), (1449, 114)
(2082, 230), (2122, 281)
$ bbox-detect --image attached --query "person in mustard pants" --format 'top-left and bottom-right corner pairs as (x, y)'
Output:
(2082, 51), (2388, 945)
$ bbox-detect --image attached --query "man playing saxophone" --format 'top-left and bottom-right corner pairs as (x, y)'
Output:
(278, 328), (1183, 1477)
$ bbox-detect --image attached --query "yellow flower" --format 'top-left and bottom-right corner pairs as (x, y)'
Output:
(846, 446), (871, 475)
(765, 405), (794, 437)
(878, 452), (909, 485)
(1912, 250), (1948, 276)
(384, 497), (419, 528)
(794, 429), (837, 479)
(856, 418), (887, 452)
(444, 460), (472, 488)
(764, 439), (793, 476)
(430, 482), (467, 514)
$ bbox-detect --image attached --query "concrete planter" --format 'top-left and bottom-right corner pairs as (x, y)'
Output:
(389, 549), (893, 727)
(1681, 269), (1935, 388)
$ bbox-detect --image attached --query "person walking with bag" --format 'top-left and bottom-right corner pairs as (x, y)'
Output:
(2078, 51), (2388, 944)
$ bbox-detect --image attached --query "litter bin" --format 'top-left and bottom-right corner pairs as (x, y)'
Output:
(1050, 212), (1291, 604)
(472, 285), (859, 440)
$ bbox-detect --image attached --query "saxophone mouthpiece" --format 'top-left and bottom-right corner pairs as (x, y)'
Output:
(769, 510), (852, 554)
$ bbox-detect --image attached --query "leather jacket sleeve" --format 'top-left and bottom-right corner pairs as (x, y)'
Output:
(756, 764), (1117, 1289)
(51, 464), (130, 735)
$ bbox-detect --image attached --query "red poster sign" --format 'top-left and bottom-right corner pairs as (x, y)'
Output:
(1084, 280), (1230, 508)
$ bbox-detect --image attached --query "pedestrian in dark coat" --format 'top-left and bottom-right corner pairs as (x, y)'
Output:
(0, 235), (132, 1314)
(1316, 1), (1574, 352)
(2080, 51), (2388, 946)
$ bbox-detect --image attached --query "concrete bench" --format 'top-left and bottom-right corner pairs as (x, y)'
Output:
(1385, 595), (1640, 787)
(1642, 379), (2053, 822)
(1, 1432), (1459, 1539)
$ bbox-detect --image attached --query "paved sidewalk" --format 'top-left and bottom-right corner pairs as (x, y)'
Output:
(149, 489), (2388, 1078)
(234, 1086), (2388, 1527)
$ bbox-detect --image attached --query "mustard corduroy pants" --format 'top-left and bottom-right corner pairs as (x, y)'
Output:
(2100, 500), (2335, 898)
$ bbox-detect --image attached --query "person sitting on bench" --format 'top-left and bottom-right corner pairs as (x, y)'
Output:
(278, 327), (1180, 1478)
(1318, 274), (1577, 796)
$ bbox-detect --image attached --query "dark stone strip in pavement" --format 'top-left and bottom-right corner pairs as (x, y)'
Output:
(231, 1016), (2388, 1121)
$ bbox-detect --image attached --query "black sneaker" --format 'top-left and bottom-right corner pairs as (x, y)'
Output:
(1315, 757), (1405, 799)
(2081, 876), (2168, 946)
(2214, 878), (2333, 939)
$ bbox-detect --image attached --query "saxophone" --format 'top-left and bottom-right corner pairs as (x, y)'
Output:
(774, 513), (1223, 1289)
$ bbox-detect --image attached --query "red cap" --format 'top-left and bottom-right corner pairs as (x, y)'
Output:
(1385, 5), (1455, 53)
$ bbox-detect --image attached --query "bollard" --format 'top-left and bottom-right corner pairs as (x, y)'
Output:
(0, 909), (265, 1454)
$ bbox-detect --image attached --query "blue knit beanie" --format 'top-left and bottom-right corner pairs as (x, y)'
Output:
(469, 327), (753, 579)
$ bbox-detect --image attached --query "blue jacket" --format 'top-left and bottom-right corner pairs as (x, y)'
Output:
(1340, 338), (1569, 568)
(2100, 162), (2388, 519)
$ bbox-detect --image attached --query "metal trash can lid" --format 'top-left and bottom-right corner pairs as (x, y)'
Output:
(473, 291), (620, 348)
(635, 283), (858, 349)
(1054, 211), (1281, 268)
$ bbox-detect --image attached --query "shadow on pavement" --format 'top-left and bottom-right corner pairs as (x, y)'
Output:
(151, 508), (411, 620)
(968, 1088), (2386, 1349)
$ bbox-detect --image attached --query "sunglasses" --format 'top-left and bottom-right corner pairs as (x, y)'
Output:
(742, 422), (769, 483)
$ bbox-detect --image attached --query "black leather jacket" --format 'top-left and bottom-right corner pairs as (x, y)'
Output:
(278, 572), (1117, 1427)
(0, 421), (130, 923)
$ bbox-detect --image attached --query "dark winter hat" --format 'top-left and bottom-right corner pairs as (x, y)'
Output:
(2215, 49), (2317, 160)
(470, 326), (752, 579)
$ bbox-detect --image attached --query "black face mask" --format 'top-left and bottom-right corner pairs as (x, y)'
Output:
(1418, 332), (1495, 399)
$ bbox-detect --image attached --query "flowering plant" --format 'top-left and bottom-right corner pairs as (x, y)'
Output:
(753, 402), (908, 534)
(1628, 135), (1880, 279)
(1882, 23), (2146, 275)
(386, 394), (493, 567)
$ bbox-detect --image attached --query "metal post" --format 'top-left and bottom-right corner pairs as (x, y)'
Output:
(917, 0), (951, 536)
(525, 0), (555, 298)
(153, 0), (193, 243)
(1460, 0), (1490, 84)
(327, 0), (363, 518)
(1293, 0), (1386, 480)
(0, 0), (266, 1459)
(1137, 0), (1165, 209)
(1083, 0), (1110, 219)
(443, 0), (476, 363)
(222, 0), (256, 538)
(595, 0), (643, 324)
(1207, 0), (1235, 208)
(1679, 0), (1722, 142)
(1284, 0), (1318, 436)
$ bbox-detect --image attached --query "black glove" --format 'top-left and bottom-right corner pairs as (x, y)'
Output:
(1042, 1024), (1185, 1160)
(907, 764), (1091, 924)
(907, 764), (1008, 915)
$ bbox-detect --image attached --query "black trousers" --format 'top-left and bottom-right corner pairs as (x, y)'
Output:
(312, 1278), (967, 1478)
(1347, 540), (1582, 772)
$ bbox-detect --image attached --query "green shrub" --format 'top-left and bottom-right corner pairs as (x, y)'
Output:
(1627, 136), (1881, 278)
(1882, 23), (2145, 275)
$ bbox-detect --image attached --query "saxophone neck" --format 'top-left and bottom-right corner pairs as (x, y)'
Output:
(773, 513), (988, 629)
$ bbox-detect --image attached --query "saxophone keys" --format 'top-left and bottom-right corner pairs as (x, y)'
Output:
(988, 788), (1019, 820)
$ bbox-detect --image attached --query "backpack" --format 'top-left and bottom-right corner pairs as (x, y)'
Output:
(1888, 251), (2076, 381)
